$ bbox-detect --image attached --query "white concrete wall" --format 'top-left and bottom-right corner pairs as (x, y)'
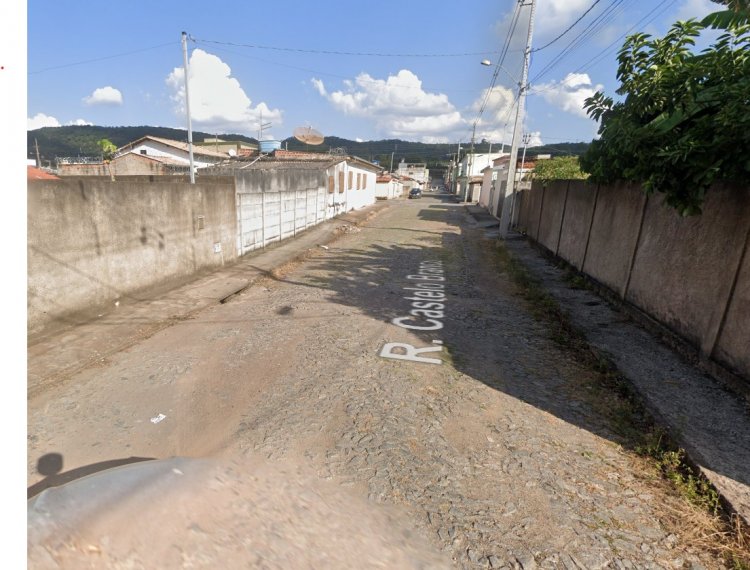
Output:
(126, 141), (217, 169)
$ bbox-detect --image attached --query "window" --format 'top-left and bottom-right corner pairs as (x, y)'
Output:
(140, 150), (147, 155)
(357, 173), (361, 190)
(339, 171), (345, 193)
(328, 175), (335, 193)
(361, 174), (367, 189)
(348, 171), (353, 190)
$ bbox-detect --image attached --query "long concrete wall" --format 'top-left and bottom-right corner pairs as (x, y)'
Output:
(515, 180), (750, 381)
(28, 177), (237, 334)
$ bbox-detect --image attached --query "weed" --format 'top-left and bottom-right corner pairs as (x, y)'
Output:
(490, 239), (750, 567)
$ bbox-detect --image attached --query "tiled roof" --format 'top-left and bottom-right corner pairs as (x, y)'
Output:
(118, 136), (229, 159)
(27, 166), (60, 180)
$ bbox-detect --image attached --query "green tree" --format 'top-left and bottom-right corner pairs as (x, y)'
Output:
(532, 156), (589, 182)
(97, 138), (117, 161)
(580, 8), (750, 215)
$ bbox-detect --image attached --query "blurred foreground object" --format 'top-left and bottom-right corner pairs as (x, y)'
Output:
(28, 456), (450, 569)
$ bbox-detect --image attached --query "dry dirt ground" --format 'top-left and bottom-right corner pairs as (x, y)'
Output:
(28, 195), (731, 569)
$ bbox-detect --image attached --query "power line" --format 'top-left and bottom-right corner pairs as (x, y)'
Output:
(203, 43), (485, 96)
(527, 0), (677, 94)
(530, 0), (632, 82)
(28, 42), (178, 74)
(574, 0), (679, 74)
(532, 0), (603, 52)
(470, 0), (524, 140)
(191, 37), (497, 58)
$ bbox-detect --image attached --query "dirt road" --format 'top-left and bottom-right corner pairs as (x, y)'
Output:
(28, 194), (727, 568)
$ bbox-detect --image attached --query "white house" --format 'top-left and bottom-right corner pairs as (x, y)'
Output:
(456, 152), (506, 201)
(396, 161), (430, 186)
(375, 174), (404, 199)
(116, 136), (229, 170)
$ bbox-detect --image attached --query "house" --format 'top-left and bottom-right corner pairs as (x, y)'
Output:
(57, 152), (192, 177)
(396, 161), (430, 186)
(455, 152), (507, 201)
(195, 137), (258, 157)
(205, 149), (381, 254)
(375, 173), (405, 200)
(115, 136), (229, 169)
(56, 135), (230, 177)
(481, 154), (543, 218)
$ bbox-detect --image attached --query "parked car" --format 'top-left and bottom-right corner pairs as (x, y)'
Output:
(409, 188), (422, 199)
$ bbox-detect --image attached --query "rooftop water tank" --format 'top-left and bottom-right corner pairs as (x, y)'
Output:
(259, 140), (282, 153)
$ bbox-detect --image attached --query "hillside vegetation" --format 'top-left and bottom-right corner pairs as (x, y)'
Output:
(28, 125), (589, 173)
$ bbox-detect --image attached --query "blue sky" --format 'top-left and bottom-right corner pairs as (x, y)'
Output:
(24, 0), (720, 148)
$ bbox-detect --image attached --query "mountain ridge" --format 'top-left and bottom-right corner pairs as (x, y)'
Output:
(28, 125), (590, 171)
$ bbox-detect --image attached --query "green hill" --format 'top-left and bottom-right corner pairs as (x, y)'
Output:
(27, 126), (258, 163)
(28, 125), (590, 174)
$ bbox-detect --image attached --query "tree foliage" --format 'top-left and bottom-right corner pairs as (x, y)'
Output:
(580, 11), (750, 215)
(97, 138), (117, 161)
(532, 156), (589, 182)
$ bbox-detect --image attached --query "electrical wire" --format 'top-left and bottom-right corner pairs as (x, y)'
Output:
(532, 0), (604, 52)
(530, 0), (633, 82)
(469, 0), (525, 143)
(528, 0), (677, 94)
(574, 0), (679, 74)
(191, 37), (496, 58)
(28, 41), (178, 74)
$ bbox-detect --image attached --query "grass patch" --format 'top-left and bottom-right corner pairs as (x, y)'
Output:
(490, 240), (750, 568)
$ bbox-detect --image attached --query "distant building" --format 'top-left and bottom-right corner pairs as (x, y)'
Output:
(375, 174), (404, 200)
(396, 161), (430, 186)
(195, 137), (258, 157)
(456, 152), (506, 201)
(56, 135), (230, 177)
(205, 149), (382, 236)
(115, 136), (229, 169)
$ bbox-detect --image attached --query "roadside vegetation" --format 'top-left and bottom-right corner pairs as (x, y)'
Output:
(490, 239), (750, 568)
(532, 155), (589, 182)
(580, 0), (750, 215)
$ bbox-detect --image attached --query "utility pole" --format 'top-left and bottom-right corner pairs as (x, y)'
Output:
(508, 133), (532, 223)
(465, 125), (477, 202)
(498, 0), (536, 237)
(181, 32), (195, 184)
(455, 142), (462, 195)
(519, 133), (532, 179)
(34, 138), (41, 168)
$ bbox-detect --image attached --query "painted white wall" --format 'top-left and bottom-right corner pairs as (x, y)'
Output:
(126, 140), (219, 169)
(479, 168), (493, 208)
(325, 160), (378, 216)
(376, 179), (402, 199)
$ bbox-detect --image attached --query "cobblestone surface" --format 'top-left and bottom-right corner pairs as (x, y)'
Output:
(28, 195), (730, 568)
(223, 197), (727, 568)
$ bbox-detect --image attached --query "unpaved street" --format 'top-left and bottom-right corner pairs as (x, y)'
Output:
(28, 195), (726, 568)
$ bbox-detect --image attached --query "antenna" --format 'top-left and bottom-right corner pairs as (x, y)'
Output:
(258, 110), (272, 141)
(293, 126), (325, 146)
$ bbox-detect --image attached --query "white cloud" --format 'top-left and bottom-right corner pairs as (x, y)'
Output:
(469, 85), (518, 141)
(674, 0), (716, 21)
(68, 118), (93, 126)
(526, 131), (543, 147)
(535, 73), (602, 118)
(27, 113), (60, 130)
(167, 49), (282, 135)
(313, 70), (463, 141)
(495, 0), (592, 45)
(83, 86), (123, 106)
